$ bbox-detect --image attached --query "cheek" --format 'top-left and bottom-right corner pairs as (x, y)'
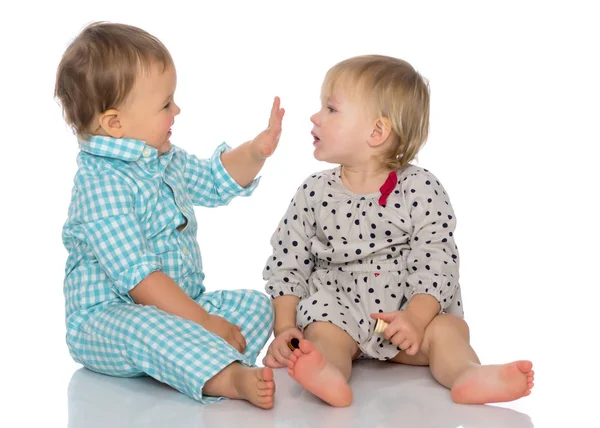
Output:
(158, 112), (172, 130)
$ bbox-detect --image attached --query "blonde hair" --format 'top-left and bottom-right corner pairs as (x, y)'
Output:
(54, 22), (174, 138)
(321, 55), (430, 169)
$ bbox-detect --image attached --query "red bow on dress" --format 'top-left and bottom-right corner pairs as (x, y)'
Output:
(378, 171), (397, 206)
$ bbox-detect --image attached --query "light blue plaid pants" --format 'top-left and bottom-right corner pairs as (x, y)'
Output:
(66, 289), (273, 403)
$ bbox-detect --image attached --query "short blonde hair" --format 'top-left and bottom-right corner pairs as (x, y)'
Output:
(54, 22), (174, 138)
(321, 55), (430, 169)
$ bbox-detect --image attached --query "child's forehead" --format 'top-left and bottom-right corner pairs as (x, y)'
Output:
(321, 77), (367, 105)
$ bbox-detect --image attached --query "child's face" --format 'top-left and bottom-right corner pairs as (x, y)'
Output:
(310, 84), (373, 165)
(119, 63), (180, 154)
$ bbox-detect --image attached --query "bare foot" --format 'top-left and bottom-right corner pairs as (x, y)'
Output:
(233, 366), (275, 409)
(287, 339), (352, 407)
(451, 360), (534, 404)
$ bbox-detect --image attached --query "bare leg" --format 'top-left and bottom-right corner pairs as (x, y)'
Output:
(391, 314), (534, 404)
(287, 322), (359, 407)
(203, 362), (275, 409)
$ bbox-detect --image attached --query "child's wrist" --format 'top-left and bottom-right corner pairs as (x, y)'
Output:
(247, 140), (266, 162)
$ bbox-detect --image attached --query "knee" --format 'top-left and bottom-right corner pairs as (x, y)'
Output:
(246, 290), (274, 322)
(422, 314), (470, 347)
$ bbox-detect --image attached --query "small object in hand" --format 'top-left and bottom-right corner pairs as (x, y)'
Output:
(288, 338), (300, 351)
(374, 319), (389, 334)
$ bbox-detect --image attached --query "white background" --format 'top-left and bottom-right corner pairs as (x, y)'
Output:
(0, 0), (598, 426)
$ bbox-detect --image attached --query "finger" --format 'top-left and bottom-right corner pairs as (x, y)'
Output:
(289, 329), (304, 340)
(268, 96), (281, 128)
(236, 330), (247, 353)
(273, 340), (291, 361)
(370, 312), (396, 323)
(272, 347), (288, 366)
(263, 354), (284, 368)
(278, 342), (293, 359)
(405, 342), (420, 356)
(398, 337), (412, 352)
(389, 331), (407, 346)
(383, 325), (401, 341)
(228, 337), (243, 353)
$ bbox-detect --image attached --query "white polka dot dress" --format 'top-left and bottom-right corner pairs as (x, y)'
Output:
(263, 165), (463, 360)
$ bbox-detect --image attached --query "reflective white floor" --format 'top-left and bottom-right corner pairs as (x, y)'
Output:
(67, 360), (535, 428)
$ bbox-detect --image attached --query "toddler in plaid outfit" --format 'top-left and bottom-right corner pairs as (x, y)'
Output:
(56, 22), (283, 409)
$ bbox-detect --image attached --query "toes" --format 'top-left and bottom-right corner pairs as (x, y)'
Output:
(258, 398), (274, 410)
(262, 367), (274, 382)
(263, 355), (282, 368)
(524, 389), (531, 397)
(289, 353), (298, 363)
(258, 380), (275, 390)
(258, 388), (274, 397)
(516, 360), (533, 373)
(288, 368), (295, 377)
(527, 381), (534, 389)
(298, 339), (316, 353)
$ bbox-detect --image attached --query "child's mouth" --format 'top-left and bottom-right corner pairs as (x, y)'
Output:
(311, 131), (320, 144)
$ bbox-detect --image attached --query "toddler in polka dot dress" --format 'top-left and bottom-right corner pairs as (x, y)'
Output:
(262, 55), (534, 407)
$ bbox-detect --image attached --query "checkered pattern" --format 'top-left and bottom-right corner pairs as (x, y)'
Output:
(64, 136), (259, 316)
(67, 289), (274, 403)
(62, 136), (267, 402)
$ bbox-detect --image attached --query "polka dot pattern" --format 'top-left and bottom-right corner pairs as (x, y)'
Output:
(263, 165), (464, 360)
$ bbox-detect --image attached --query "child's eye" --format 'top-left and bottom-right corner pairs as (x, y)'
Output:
(327, 106), (336, 113)
(164, 102), (171, 109)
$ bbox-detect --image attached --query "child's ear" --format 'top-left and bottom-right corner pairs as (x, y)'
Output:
(98, 109), (125, 138)
(367, 117), (392, 148)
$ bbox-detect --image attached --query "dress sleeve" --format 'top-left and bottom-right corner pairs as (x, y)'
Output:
(403, 169), (460, 312)
(263, 179), (317, 300)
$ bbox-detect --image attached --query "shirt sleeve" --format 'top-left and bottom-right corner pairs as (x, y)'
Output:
(403, 169), (460, 313)
(69, 174), (162, 298)
(263, 180), (316, 300)
(182, 142), (259, 207)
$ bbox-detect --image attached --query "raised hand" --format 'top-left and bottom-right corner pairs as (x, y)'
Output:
(250, 96), (285, 160)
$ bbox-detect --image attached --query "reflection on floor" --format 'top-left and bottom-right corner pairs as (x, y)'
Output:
(68, 360), (533, 428)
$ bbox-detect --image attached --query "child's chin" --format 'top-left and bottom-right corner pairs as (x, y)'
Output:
(313, 148), (327, 162)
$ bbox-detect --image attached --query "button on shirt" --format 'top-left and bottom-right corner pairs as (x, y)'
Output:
(62, 136), (258, 322)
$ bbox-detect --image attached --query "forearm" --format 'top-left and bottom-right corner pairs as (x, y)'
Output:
(129, 271), (209, 325)
(405, 293), (441, 327)
(220, 141), (265, 188)
(273, 295), (300, 335)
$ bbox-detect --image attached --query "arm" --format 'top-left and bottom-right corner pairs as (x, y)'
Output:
(405, 293), (441, 327)
(263, 178), (317, 306)
(129, 271), (209, 324)
(404, 169), (460, 325)
(129, 272), (246, 352)
(273, 295), (300, 336)
(220, 141), (265, 188)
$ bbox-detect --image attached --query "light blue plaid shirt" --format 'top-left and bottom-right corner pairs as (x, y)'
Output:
(62, 136), (258, 322)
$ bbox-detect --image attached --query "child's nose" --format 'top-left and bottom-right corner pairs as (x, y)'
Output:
(310, 112), (320, 126)
(173, 102), (181, 116)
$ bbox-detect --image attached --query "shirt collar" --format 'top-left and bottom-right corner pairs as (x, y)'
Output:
(78, 135), (154, 161)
